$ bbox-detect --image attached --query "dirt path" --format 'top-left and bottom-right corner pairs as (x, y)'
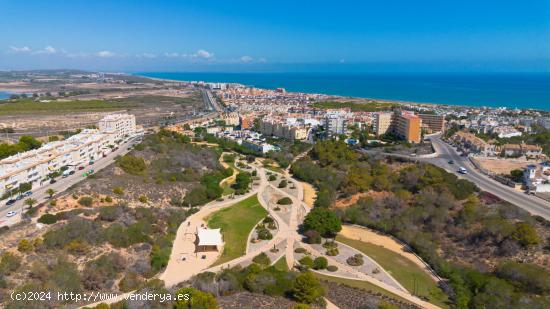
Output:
(300, 181), (316, 208)
(340, 225), (439, 281)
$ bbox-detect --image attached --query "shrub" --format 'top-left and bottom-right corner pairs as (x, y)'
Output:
(118, 272), (144, 292)
(511, 222), (540, 247)
(257, 228), (273, 240)
(65, 239), (90, 256)
(346, 254), (364, 266)
(277, 197), (292, 205)
(138, 195), (148, 203)
(294, 304), (311, 309)
(150, 246), (170, 272)
(299, 256), (314, 269)
(294, 247), (307, 254)
(263, 216), (274, 224)
(0, 252), (21, 275)
(313, 257), (328, 270)
(292, 272), (325, 304)
(223, 153), (236, 163)
(113, 187), (124, 195)
(38, 213), (57, 224)
(322, 240), (338, 249)
(278, 180), (288, 188)
(175, 287), (217, 309)
(268, 175), (277, 181)
(104, 196), (113, 203)
(496, 261), (550, 294)
(49, 199), (57, 206)
(326, 248), (339, 256)
(17, 239), (33, 252)
(117, 154), (146, 175)
(252, 253), (271, 266)
(78, 196), (93, 207)
(326, 265), (338, 272)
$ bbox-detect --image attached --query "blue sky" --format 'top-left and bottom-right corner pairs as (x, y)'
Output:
(0, 0), (549, 72)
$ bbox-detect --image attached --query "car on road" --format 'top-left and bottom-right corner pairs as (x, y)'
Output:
(448, 160), (454, 164)
(6, 211), (17, 217)
(78, 166), (84, 170)
(69, 170), (75, 175)
(89, 160), (95, 165)
(6, 199), (16, 206)
(458, 167), (468, 174)
(23, 191), (32, 197)
(15, 195), (23, 200)
(50, 179), (57, 184)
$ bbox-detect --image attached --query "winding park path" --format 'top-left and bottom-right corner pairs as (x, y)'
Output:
(84, 155), (441, 309)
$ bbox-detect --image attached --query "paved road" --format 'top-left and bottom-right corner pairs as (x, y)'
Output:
(0, 136), (141, 226)
(428, 136), (550, 220)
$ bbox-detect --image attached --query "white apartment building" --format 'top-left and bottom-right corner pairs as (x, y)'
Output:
(98, 113), (136, 142)
(1, 114), (138, 198)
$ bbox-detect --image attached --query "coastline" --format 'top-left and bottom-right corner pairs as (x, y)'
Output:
(134, 72), (550, 113)
(135, 73), (550, 112)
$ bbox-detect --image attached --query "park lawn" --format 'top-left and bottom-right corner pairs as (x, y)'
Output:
(272, 256), (289, 271)
(336, 235), (450, 308)
(208, 194), (267, 266)
(221, 181), (235, 196)
(313, 272), (414, 305)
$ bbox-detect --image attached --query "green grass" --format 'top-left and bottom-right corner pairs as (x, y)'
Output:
(336, 235), (450, 308)
(0, 99), (133, 115)
(221, 182), (235, 196)
(313, 272), (413, 305)
(272, 256), (289, 271)
(207, 194), (267, 266)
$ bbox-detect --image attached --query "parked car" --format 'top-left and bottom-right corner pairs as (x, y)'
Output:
(69, 170), (75, 175)
(6, 211), (17, 217)
(15, 195), (23, 200)
(78, 166), (85, 170)
(448, 160), (454, 164)
(89, 161), (95, 165)
(458, 167), (468, 174)
(6, 199), (16, 206)
(50, 179), (57, 184)
(23, 191), (33, 197)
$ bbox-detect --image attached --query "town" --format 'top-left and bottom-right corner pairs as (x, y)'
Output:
(0, 71), (549, 309)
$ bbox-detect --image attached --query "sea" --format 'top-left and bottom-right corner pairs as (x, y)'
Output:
(0, 91), (11, 100)
(137, 72), (550, 111)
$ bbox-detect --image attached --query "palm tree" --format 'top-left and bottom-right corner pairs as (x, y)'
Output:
(24, 198), (37, 209)
(46, 188), (56, 198)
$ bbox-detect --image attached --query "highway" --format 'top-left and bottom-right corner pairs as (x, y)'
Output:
(0, 136), (140, 227)
(428, 136), (550, 220)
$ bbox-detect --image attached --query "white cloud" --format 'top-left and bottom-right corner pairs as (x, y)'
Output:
(9, 46), (31, 53)
(164, 52), (180, 58)
(193, 49), (214, 59)
(258, 57), (267, 63)
(97, 50), (115, 58)
(240, 55), (253, 63)
(33, 45), (57, 54)
(137, 53), (157, 58)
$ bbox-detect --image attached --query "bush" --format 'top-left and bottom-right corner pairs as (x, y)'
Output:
(326, 248), (339, 256)
(223, 153), (236, 163)
(138, 195), (148, 203)
(0, 252), (21, 275)
(117, 154), (146, 175)
(113, 187), (124, 195)
(294, 304), (311, 309)
(252, 253), (271, 266)
(292, 272), (325, 304)
(299, 256), (314, 269)
(17, 239), (33, 252)
(269, 175), (277, 181)
(118, 272), (144, 292)
(496, 262), (550, 294)
(38, 213), (58, 224)
(104, 196), (113, 203)
(175, 287), (217, 309)
(294, 247), (307, 254)
(313, 257), (328, 270)
(511, 222), (540, 247)
(78, 196), (93, 207)
(346, 254), (364, 266)
(257, 228), (273, 240)
(326, 265), (338, 272)
(278, 180), (288, 188)
(277, 197), (292, 205)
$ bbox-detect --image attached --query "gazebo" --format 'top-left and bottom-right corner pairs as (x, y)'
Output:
(196, 227), (222, 252)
